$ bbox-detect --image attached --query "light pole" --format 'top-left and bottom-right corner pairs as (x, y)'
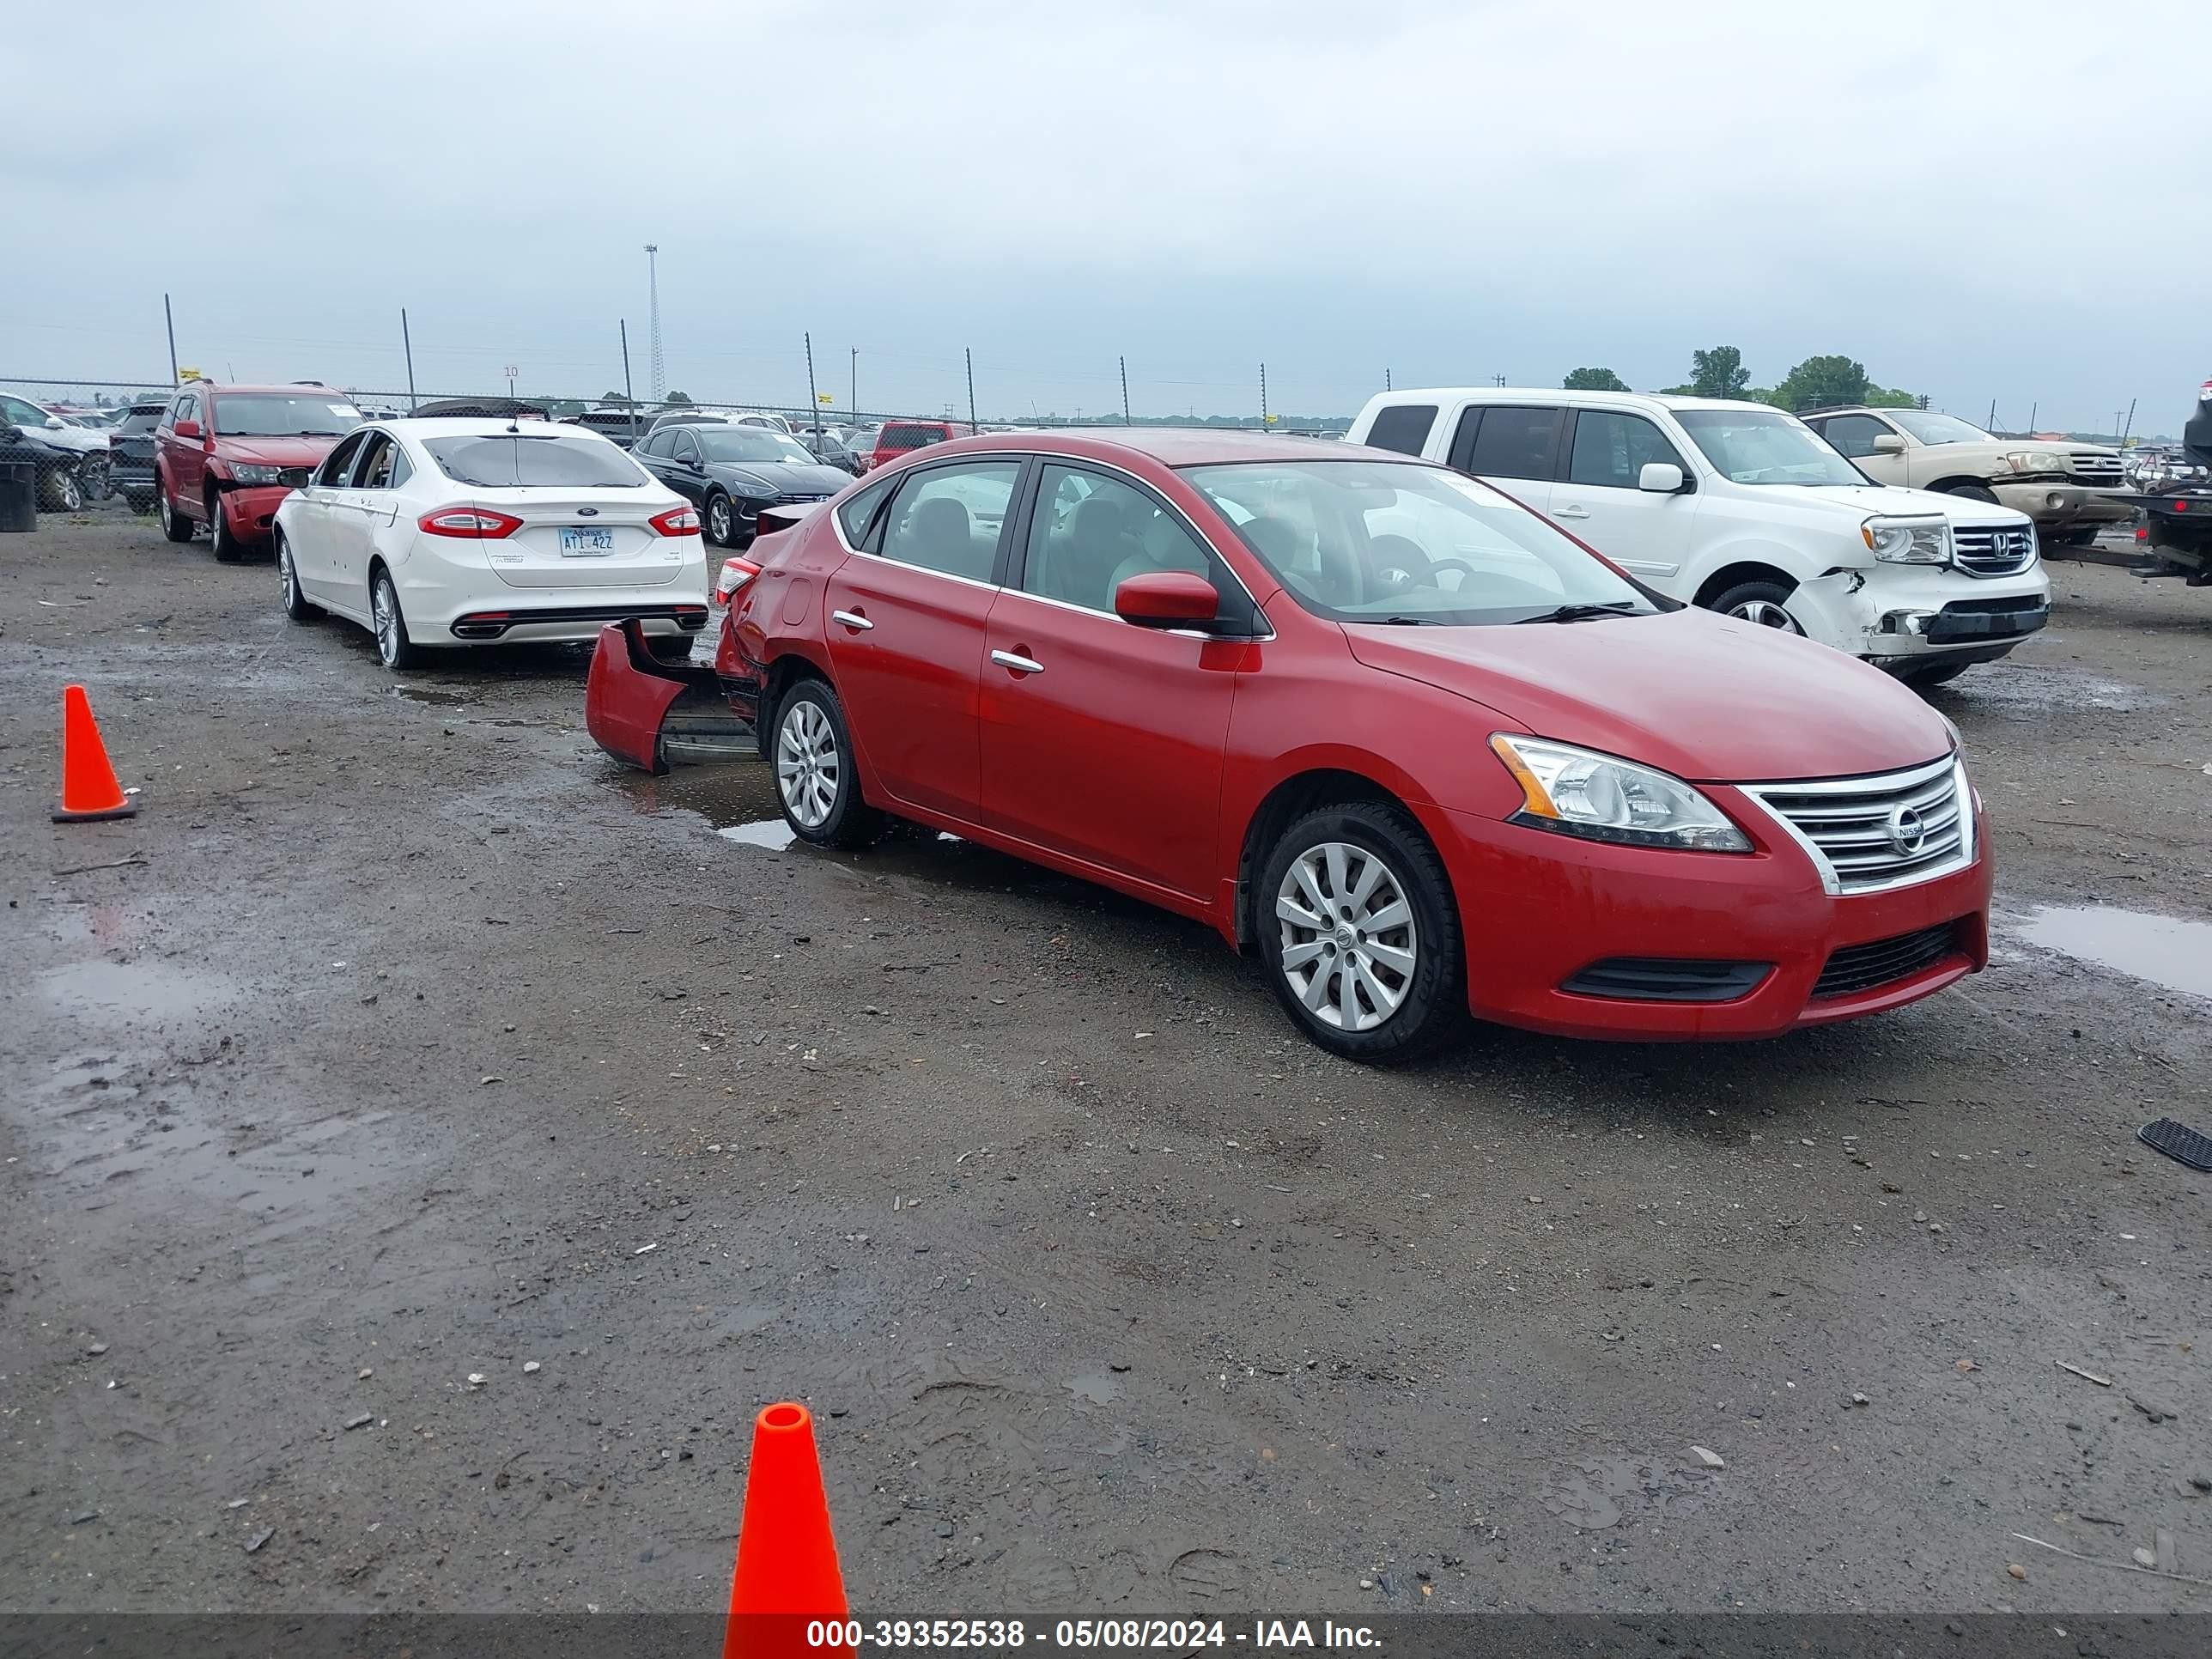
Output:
(643, 244), (665, 402)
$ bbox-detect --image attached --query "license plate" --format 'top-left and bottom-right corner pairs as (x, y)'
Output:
(559, 526), (616, 556)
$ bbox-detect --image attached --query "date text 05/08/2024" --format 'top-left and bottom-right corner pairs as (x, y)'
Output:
(805, 1619), (1383, 1650)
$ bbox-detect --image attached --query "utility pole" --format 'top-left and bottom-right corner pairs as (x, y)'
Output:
(2123, 398), (2136, 444)
(620, 319), (637, 441)
(163, 293), (179, 385)
(2028, 401), (2037, 434)
(400, 307), (418, 411)
(849, 348), (857, 420)
(805, 331), (819, 432)
(1385, 368), (1392, 391)
(1260, 362), (1268, 428)
(1120, 355), (1131, 425)
(504, 365), (518, 398)
(1988, 398), (1997, 432)
(965, 346), (977, 431)
(1493, 373), (1507, 388)
(642, 244), (665, 402)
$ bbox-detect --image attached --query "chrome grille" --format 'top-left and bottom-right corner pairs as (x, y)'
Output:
(2067, 453), (2124, 486)
(1950, 522), (2036, 576)
(1740, 756), (1972, 895)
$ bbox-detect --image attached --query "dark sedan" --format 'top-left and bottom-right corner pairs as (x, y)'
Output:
(629, 420), (853, 547)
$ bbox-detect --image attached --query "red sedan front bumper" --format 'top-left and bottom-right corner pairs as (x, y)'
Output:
(1431, 795), (1992, 1041)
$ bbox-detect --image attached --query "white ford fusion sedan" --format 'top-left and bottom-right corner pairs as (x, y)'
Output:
(271, 418), (710, 670)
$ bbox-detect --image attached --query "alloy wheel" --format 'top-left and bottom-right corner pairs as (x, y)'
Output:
(708, 495), (733, 545)
(1274, 841), (1419, 1032)
(279, 541), (295, 606)
(373, 580), (398, 665)
(775, 699), (840, 829)
(1729, 599), (1802, 633)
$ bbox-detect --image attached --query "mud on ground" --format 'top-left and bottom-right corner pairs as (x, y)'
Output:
(3, 509), (2209, 1615)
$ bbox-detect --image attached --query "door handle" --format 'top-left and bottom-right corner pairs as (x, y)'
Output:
(990, 648), (1043, 675)
(831, 609), (873, 631)
(1554, 504), (1590, 519)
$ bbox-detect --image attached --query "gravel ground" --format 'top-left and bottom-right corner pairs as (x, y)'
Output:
(3, 507), (2209, 1618)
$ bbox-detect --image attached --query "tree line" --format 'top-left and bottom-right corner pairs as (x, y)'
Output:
(1562, 349), (1925, 412)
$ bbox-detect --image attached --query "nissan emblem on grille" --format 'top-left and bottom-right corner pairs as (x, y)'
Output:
(1886, 805), (1927, 856)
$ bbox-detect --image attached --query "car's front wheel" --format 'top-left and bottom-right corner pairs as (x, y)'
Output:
(276, 532), (322, 622)
(1257, 801), (1463, 1062)
(1708, 579), (1806, 635)
(705, 490), (737, 548)
(371, 568), (422, 670)
(1942, 482), (2001, 504)
(210, 488), (244, 562)
(772, 678), (882, 849)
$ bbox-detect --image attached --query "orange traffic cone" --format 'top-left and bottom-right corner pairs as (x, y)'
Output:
(724, 1402), (849, 1659)
(52, 684), (137, 823)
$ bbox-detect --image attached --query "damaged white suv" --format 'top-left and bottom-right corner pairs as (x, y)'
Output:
(1347, 389), (2049, 688)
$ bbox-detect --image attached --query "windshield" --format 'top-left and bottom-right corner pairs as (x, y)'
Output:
(212, 394), (362, 437)
(423, 435), (647, 488)
(1181, 459), (1656, 625)
(1887, 410), (1992, 446)
(1675, 410), (1867, 487)
(695, 427), (815, 465)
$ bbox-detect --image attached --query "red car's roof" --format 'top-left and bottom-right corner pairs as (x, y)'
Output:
(194, 383), (355, 397)
(939, 428), (1393, 467)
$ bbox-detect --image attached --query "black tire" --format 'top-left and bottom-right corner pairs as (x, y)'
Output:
(647, 632), (697, 664)
(1705, 578), (1807, 635)
(2060, 526), (2099, 547)
(704, 490), (737, 548)
(771, 678), (882, 850)
(210, 486), (244, 562)
(1255, 800), (1464, 1063)
(276, 532), (323, 622)
(157, 479), (195, 541)
(370, 567), (422, 670)
(1942, 482), (2001, 504)
(1899, 659), (1970, 690)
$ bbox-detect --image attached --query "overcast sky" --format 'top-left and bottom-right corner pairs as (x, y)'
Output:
(8, 1), (2206, 432)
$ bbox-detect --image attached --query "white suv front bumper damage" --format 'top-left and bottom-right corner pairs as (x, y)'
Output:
(1786, 562), (2052, 670)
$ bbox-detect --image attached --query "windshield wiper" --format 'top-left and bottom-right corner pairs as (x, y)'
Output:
(1374, 614), (1443, 625)
(1513, 601), (1644, 625)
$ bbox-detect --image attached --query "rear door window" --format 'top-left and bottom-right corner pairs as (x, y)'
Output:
(1363, 403), (1439, 457)
(836, 477), (894, 545)
(1463, 407), (1564, 481)
(422, 435), (647, 488)
(878, 461), (1021, 581)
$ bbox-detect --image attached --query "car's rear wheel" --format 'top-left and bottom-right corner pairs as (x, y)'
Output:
(157, 480), (194, 541)
(210, 487), (244, 562)
(1708, 579), (1806, 635)
(1942, 482), (2001, 504)
(276, 532), (322, 622)
(1899, 659), (1970, 690)
(371, 568), (422, 670)
(705, 490), (736, 548)
(41, 465), (84, 513)
(647, 632), (696, 664)
(773, 679), (882, 850)
(1257, 801), (1463, 1062)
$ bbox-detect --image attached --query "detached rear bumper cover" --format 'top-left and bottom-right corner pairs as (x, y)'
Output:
(585, 619), (751, 775)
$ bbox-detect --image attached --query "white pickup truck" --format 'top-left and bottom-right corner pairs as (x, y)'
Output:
(1345, 388), (2051, 688)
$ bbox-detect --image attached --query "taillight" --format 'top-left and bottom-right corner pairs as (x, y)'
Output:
(417, 507), (523, 538)
(650, 505), (702, 537)
(714, 556), (762, 606)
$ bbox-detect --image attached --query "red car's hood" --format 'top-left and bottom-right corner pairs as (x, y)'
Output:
(216, 435), (343, 467)
(1342, 609), (1955, 784)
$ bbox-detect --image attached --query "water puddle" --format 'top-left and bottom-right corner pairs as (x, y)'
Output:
(39, 958), (237, 1025)
(1944, 665), (2161, 715)
(390, 685), (469, 707)
(2011, 906), (2212, 1000)
(720, 820), (797, 852)
(1066, 1371), (1121, 1407)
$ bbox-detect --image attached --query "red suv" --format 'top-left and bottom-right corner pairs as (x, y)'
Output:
(589, 429), (1991, 1059)
(866, 419), (967, 473)
(154, 382), (364, 560)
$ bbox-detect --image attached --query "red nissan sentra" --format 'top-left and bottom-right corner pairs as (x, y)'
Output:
(589, 429), (1991, 1060)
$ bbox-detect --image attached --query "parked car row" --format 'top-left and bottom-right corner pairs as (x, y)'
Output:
(0, 391), (114, 507)
(586, 425), (1996, 1060)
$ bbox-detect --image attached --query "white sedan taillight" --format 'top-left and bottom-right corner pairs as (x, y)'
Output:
(649, 505), (702, 537)
(418, 507), (523, 538)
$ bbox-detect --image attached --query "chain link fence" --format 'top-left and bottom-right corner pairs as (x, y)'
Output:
(2, 378), (177, 521)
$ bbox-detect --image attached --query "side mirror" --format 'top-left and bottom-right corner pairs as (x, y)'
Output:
(174, 418), (202, 440)
(1872, 434), (1907, 455)
(46, 415), (66, 429)
(1638, 461), (1686, 493)
(1114, 570), (1218, 628)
